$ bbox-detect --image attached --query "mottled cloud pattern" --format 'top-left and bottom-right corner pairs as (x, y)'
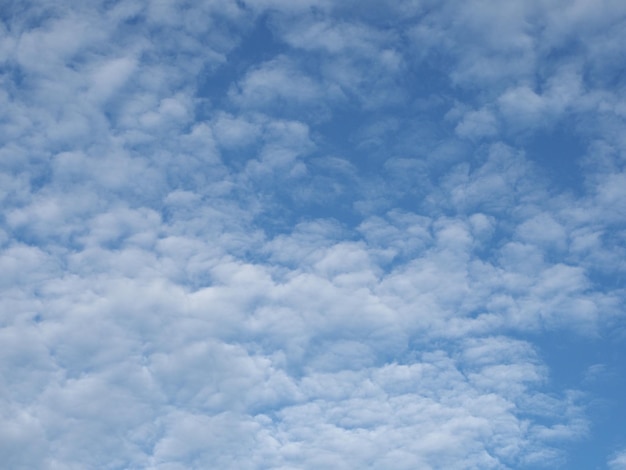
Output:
(1, 1), (625, 469)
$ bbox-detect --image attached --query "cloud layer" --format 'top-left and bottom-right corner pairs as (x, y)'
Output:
(1, 1), (625, 468)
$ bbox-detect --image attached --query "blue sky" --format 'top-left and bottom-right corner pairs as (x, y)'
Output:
(1, 0), (626, 468)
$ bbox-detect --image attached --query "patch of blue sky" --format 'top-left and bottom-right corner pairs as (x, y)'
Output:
(532, 330), (626, 469)
(197, 15), (283, 108)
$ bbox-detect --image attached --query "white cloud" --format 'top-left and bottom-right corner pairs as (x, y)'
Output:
(269, 14), (406, 108)
(1, 1), (625, 468)
(211, 112), (263, 149)
(455, 108), (499, 140)
(278, 17), (391, 56)
(229, 56), (327, 109)
(89, 56), (137, 103)
(516, 213), (567, 251)
(609, 449), (626, 469)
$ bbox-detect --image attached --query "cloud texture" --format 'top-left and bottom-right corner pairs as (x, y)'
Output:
(1, 0), (625, 468)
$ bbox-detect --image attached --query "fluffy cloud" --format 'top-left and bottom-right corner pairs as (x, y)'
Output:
(1, 0), (625, 468)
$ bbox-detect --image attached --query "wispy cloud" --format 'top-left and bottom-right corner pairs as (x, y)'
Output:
(610, 449), (626, 470)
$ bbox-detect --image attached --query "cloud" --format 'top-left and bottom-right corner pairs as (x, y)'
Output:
(1, 0), (625, 468)
(455, 108), (499, 140)
(229, 56), (328, 110)
(610, 449), (626, 470)
(269, 15), (406, 108)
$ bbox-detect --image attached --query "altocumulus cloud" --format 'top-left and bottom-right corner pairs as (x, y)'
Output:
(1, 0), (625, 469)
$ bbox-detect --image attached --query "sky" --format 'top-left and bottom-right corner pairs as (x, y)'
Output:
(1, 0), (626, 469)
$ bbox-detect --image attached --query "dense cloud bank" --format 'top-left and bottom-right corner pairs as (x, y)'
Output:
(1, 1), (625, 468)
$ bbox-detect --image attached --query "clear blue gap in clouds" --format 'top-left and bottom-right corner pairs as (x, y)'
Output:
(532, 329), (626, 469)
(523, 122), (586, 194)
(197, 14), (286, 114)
